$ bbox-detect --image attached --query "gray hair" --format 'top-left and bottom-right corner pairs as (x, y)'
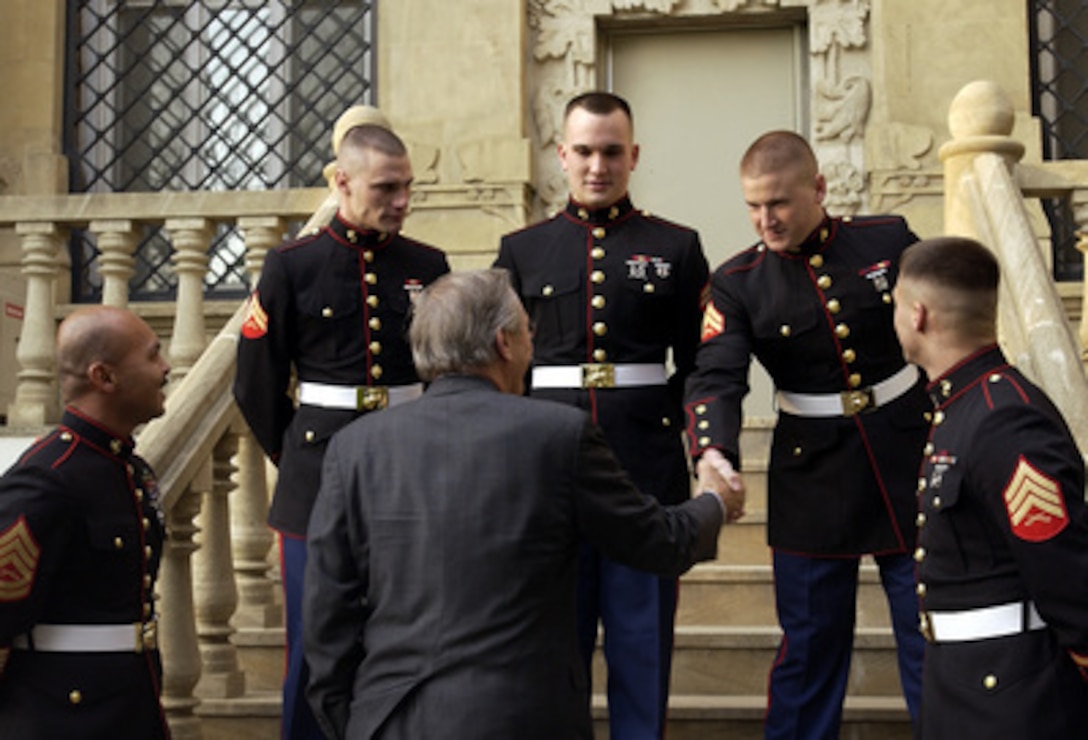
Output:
(410, 269), (524, 381)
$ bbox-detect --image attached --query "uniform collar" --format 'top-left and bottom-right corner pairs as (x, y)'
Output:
(564, 196), (635, 225)
(926, 344), (1007, 408)
(61, 406), (135, 459)
(331, 212), (394, 249)
(794, 213), (834, 256)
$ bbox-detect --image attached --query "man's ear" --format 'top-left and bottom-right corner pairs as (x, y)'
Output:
(912, 301), (927, 332)
(494, 328), (514, 362)
(87, 361), (115, 392)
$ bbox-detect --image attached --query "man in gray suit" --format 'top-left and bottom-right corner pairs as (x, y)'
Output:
(303, 268), (727, 739)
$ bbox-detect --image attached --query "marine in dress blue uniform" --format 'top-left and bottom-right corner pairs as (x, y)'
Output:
(893, 236), (1088, 739)
(684, 131), (926, 738)
(0, 307), (170, 739)
(495, 93), (709, 739)
(233, 124), (449, 739)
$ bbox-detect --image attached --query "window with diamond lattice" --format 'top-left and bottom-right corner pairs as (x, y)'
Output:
(1031, 0), (1088, 281)
(65, 0), (376, 301)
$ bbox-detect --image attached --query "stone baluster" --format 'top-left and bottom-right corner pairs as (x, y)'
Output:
(159, 485), (204, 740)
(230, 416), (281, 628)
(1072, 189), (1088, 360)
(237, 216), (284, 287)
(90, 219), (138, 307)
(165, 218), (212, 382)
(7, 222), (66, 427)
(194, 434), (246, 699)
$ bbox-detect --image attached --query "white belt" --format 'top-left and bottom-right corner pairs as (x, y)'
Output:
(776, 365), (919, 418)
(921, 601), (1046, 643)
(531, 363), (667, 390)
(12, 622), (158, 653)
(298, 381), (423, 411)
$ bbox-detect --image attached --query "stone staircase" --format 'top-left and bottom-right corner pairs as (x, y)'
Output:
(204, 422), (913, 739)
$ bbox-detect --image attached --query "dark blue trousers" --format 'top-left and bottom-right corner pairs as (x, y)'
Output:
(577, 543), (678, 740)
(765, 551), (922, 739)
(280, 533), (326, 740)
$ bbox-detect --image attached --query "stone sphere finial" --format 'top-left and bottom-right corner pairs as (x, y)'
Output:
(331, 105), (391, 155)
(948, 80), (1015, 139)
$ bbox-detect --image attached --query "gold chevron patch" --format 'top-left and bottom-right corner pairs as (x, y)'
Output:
(701, 302), (724, 342)
(241, 291), (269, 340)
(0, 516), (41, 602)
(1004, 456), (1068, 542)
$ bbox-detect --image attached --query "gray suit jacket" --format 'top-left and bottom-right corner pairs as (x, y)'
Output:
(304, 374), (722, 739)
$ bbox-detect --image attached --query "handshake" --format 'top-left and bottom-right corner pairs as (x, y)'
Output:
(697, 448), (747, 525)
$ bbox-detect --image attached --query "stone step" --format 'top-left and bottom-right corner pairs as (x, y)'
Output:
(712, 515), (770, 565)
(592, 694), (911, 740)
(592, 625), (906, 698)
(678, 562), (894, 628)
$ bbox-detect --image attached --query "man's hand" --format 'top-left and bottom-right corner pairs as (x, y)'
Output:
(697, 448), (746, 524)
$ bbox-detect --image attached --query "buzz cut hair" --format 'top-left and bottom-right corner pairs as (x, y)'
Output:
(564, 91), (633, 126)
(740, 130), (818, 180)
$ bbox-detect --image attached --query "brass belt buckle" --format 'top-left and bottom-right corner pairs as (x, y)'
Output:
(581, 363), (615, 389)
(841, 387), (875, 416)
(137, 621), (158, 652)
(919, 612), (935, 643)
(357, 386), (389, 412)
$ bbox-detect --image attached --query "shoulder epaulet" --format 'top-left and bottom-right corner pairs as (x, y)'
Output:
(719, 243), (768, 277)
(979, 369), (1031, 409)
(17, 428), (80, 470)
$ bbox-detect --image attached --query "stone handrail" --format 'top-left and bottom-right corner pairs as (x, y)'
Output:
(940, 80), (1088, 456)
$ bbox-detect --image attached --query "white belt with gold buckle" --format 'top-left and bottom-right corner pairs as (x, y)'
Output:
(531, 363), (667, 390)
(12, 621), (158, 653)
(298, 381), (423, 411)
(920, 601), (1046, 643)
(776, 365), (919, 418)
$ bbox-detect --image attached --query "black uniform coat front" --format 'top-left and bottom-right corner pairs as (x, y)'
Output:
(0, 408), (168, 739)
(916, 345), (1088, 739)
(494, 197), (709, 505)
(234, 213), (449, 536)
(685, 215), (930, 555)
(303, 374), (723, 740)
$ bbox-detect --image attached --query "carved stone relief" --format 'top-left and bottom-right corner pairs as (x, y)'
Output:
(526, 0), (898, 217)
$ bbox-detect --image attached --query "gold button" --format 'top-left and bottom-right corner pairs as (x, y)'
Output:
(933, 496), (942, 509)
(371, 364), (383, 380)
(114, 537), (124, 549)
(369, 317), (382, 331)
(542, 285), (554, 297)
(793, 446), (802, 457)
(593, 349), (607, 362)
(809, 255), (824, 268)
(591, 271), (605, 284)
(924, 411), (933, 423)
(304, 430), (316, 443)
(983, 674), (998, 690)
(144, 574), (152, 588)
(661, 417), (671, 428)
(592, 227), (606, 239)
(923, 442), (934, 456)
(826, 299), (841, 314)
(135, 488), (144, 502)
(916, 582), (927, 597)
(842, 348), (856, 364)
(593, 322), (607, 337)
(321, 307), (333, 318)
(917, 512), (927, 527)
(144, 545), (152, 559)
(914, 547), (925, 562)
(643, 283), (655, 294)
(591, 247), (605, 260)
(143, 603), (152, 618)
(882, 293), (892, 304)
(835, 324), (850, 339)
(346, 229), (357, 242)
(698, 436), (711, 447)
(365, 272), (377, 285)
(60, 432), (73, 442)
(69, 690), (82, 705)
(698, 420), (709, 430)
(989, 373), (1002, 383)
(696, 404), (707, 414)
(578, 208), (589, 220)
(848, 373), (862, 388)
(918, 478), (927, 492)
(367, 295), (379, 308)
(369, 341), (382, 355)
(934, 410), (945, 425)
(142, 517), (150, 532)
(127, 465), (135, 476)
(779, 325), (791, 337)
(363, 250), (374, 263)
(591, 295), (606, 309)
(817, 275), (832, 290)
